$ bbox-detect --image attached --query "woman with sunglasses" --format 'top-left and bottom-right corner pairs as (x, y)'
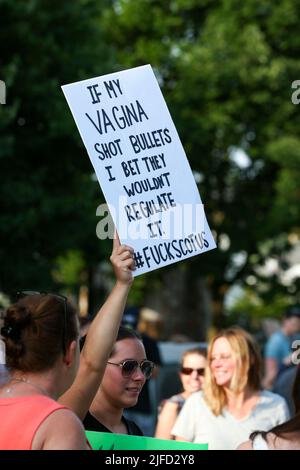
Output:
(0, 235), (135, 449)
(155, 348), (207, 440)
(58, 234), (135, 422)
(82, 326), (154, 435)
(172, 328), (290, 450)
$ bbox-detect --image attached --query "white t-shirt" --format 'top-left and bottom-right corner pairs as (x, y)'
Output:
(172, 390), (289, 450)
(252, 434), (269, 450)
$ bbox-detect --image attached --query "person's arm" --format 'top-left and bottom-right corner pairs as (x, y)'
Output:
(155, 401), (179, 440)
(175, 435), (190, 442)
(262, 358), (278, 390)
(262, 334), (282, 390)
(282, 352), (294, 366)
(59, 233), (135, 420)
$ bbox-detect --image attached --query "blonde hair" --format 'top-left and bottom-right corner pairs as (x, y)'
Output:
(203, 327), (261, 416)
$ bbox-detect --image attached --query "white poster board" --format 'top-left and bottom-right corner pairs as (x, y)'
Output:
(62, 64), (216, 275)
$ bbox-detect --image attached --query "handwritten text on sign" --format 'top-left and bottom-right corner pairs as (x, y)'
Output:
(62, 65), (216, 275)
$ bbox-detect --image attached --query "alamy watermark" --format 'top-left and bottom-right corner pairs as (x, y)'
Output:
(292, 340), (300, 365)
(291, 80), (300, 105)
(95, 197), (206, 241)
(0, 80), (6, 105)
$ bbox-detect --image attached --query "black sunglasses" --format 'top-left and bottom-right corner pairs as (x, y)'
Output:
(107, 359), (155, 380)
(16, 291), (68, 355)
(180, 367), (205, 376)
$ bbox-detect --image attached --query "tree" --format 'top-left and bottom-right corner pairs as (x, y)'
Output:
(102, 0), (300, 336)
(0, 0), (114, 302)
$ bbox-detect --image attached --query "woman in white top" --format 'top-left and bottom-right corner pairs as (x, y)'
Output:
(238, 364), (300, 450)
(172, 327), (289, 450)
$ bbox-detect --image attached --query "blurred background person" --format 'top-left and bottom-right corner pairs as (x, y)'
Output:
(263, 305), (300, 390)
(273, 365), (298, 416)
(155, 347), (207, 440)
(172, 327), (289, 450)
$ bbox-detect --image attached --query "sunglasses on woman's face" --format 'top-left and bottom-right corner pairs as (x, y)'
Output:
(107, 359), (155, 379)
(180, 367), (205, 376)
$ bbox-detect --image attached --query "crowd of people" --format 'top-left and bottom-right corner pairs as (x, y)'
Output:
(0, 234), (300, 450)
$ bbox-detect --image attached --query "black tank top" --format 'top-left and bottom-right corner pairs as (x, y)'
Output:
(83, 411), (143, 436)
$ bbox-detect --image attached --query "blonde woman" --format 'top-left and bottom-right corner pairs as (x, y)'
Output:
(172, 328), (289, 450)
(155, 348), (207, 440)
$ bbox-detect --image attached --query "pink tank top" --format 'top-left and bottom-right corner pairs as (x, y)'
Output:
(0, 395), (66, 450)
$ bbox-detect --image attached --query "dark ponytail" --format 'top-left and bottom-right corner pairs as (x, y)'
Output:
(2, 294), (78, 372)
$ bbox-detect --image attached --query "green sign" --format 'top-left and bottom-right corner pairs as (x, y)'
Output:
(86, 431), (208, 450)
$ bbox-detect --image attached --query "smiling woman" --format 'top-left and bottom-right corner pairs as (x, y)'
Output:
(172, 327), (290, 450)
(155, 347), (207, 441)
(82, 326), (151, 436)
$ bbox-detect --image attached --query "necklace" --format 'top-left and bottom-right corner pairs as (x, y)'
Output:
(5, 377), (50, 397)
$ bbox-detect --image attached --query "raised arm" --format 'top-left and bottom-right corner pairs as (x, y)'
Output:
(59, 233), (135, 419)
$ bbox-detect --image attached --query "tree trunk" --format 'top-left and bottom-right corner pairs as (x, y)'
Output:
(144, 267), (213, 341)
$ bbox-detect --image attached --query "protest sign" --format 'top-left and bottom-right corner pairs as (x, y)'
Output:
(62, 65), (216, 275)
(86, 430), (208, 450)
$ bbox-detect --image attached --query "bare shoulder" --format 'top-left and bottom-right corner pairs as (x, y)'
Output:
(157, 400), (180, 427)
(161, 400), (180, 413)
(267, 432), (299, 450)
(236, 440), (253, 450)
(32, 408), (89, 450)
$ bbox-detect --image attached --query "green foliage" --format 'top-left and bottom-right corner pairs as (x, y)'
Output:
(1, 0), (300, 323)
(103, 0), (300, 317)
(52, 250), (86, 288)
(0, 0), (113, 292)
(229, 289), (291, 320)
(127, 274), (147, 306)
(266, 136), (300, 229)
